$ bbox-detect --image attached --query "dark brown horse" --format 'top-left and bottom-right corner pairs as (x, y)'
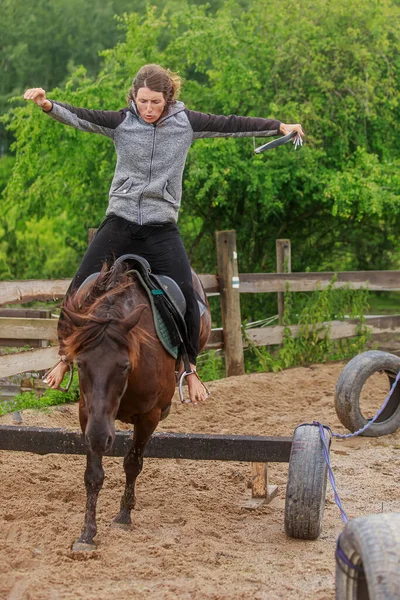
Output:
(61, 262), (211, 551)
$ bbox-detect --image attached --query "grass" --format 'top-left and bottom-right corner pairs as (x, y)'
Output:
(366, 292), (400, 315)
(0, 373), (80, 416)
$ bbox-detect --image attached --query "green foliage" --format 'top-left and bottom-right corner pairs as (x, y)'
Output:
(367, 291), (400, 315)
(197, 349), (225, 381)
(245, 280), (371, 372)
(0, 371), (80, 416)
(164, 0), (400, 275)
(8, 214), (78, 280)
(0, 1), (156, 124)
(1, 0), (399, 297)
(0, 345), (31, 355)
(0, 155), (15, 278)
(0, 155), (14, 194)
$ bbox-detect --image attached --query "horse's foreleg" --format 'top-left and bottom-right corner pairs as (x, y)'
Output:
(112, 411), (160, 528)
(73, 451), (104, 551)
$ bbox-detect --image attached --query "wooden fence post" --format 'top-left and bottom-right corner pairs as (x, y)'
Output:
(216, 230), (245, 377)
(276, 239), (291, 325)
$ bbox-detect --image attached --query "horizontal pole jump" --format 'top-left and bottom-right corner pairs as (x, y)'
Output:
(0, 426), (292, 462)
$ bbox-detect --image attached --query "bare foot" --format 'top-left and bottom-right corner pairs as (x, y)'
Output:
(186, 364), (208, 405)
(43, 360), (69, 389)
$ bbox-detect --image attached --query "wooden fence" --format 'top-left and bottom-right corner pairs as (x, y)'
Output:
(0, 309), (50, 348)
(0, 230), (399, 379)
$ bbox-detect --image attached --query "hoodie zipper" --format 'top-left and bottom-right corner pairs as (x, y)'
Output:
(135, 107), (185, 225)
(138, 125), (156, 225)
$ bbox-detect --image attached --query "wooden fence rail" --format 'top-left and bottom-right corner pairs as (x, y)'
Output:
(0, 271), (400, 306)
(0, 230), (399, 378)
(1, 315), (399, 348)
(1, 271), (400, 306)
(0, 318), (58, 341)
(1, 314), (399, 378)
(237, 271), (400, 293)
(0, 346), (60, 378)
(0, 309), (50, 348)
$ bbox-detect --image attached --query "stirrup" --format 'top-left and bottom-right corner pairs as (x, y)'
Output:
(42, 358), (74, 393)
(178, 370), (210, 404)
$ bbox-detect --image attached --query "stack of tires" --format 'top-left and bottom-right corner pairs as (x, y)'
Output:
(283, 351), (400, 598)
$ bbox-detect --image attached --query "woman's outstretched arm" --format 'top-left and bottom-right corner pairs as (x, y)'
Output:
(186, 109), (304, 140)
(24, 88), (128, 139)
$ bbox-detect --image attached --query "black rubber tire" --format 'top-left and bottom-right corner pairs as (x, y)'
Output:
(284, 424), (331, 540)
(335, 351), (400, 437)
(335, 513), (400, 600)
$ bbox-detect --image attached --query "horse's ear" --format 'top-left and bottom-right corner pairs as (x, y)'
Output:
(121, 304), (148, 332)
(62, 307), (87, 328)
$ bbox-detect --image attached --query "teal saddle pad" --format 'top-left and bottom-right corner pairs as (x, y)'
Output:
(132, 270), (180, 359)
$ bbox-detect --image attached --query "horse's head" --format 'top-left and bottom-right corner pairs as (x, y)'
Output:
(62, 266), (150, 454)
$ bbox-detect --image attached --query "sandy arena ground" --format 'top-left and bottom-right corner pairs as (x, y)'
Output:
(0, 361), (399, 600)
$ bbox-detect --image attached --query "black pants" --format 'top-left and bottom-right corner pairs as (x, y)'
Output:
(60, 214), (200, 364)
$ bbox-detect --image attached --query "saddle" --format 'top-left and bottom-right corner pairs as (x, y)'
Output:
(115, 254), (187, 318)
(77, 254), (204, 368)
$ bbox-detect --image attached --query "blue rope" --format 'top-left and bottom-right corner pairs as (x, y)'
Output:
(335, 536), (365, 578)
(311, 368), (400, 524)
(314, 421), (349, 524)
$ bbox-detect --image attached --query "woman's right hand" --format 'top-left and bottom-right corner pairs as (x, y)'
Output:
(279, 123), (305, 138)
(24, 88), (52, 111)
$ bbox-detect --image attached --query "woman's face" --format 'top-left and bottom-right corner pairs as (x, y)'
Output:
(134, 87), (167, 123)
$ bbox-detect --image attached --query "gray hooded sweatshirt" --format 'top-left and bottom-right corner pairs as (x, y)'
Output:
(46, 99), (281, 225)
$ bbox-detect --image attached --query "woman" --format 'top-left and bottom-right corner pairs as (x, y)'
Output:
(24, 64), (304, 403)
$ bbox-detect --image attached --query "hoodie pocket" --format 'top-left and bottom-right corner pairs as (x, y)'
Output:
(112, 177), (133, 195)
(162, 181), (176, 204)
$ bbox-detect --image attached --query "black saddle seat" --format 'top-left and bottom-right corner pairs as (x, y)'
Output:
(113, 254), (187, 317)
(77, 254), (188, 318)
(78, 254), (207, 318)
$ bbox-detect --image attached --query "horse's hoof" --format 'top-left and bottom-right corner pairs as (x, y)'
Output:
(111, 521), (132, 531)
(72, 541), (97, 552)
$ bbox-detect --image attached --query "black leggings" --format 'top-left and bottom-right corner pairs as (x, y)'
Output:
(59, 214), (200, 364)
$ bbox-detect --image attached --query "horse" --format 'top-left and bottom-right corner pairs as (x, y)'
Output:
(60, 261), (211, 551)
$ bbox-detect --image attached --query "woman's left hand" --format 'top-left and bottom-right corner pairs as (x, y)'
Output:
(279, 123), (304, 138)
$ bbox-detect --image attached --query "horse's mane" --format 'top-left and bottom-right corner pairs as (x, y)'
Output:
(61, 262), (152, 362)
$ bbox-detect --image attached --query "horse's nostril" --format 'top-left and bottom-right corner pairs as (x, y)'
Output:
(106, 435), (113, 451)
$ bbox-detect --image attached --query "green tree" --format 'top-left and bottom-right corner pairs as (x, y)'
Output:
(2, 0), (400, 311)
(0, 0), (165, 151)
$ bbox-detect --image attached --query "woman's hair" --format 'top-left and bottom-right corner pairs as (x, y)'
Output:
(127, 64), (182, 106)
